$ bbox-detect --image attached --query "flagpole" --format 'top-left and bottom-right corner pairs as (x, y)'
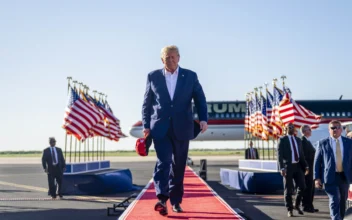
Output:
(65, 76), (72, 160)
(69, 135), (73, 163)
(72, 80), (79, 162)
(92, 136), (94, 161)
(99, 92), (105, 161)
(104, 94), (108, 160)
(83, 84), (89, 162)
(272, 78), (279, 160)
(74, 138), (77, 162)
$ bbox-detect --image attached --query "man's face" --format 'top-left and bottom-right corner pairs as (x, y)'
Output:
(287, 123), (295, 135)
(161, 50), (179, 72)
(49, 140), (56, 147)
(329, 123), (342, 139)
(304, 127), (312, 137)
(249, 141), (253, 148)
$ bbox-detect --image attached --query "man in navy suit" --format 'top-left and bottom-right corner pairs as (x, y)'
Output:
(314, 120), (352, 220)
(142, 45), (208, 216)
(42, 137), (66, 199)
(278, 123), (309, 217)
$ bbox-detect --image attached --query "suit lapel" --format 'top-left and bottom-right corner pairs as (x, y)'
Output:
(172, 67), (185, 101)
(342, 137), (348, 163)
(158, 69), (171, 101)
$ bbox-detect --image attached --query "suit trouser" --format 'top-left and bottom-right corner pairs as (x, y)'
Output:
(302, 164), (315, 209)
(283, 163), (306, 211)
(47, 166), (63, 197)
(325, 172), (349, 220)
(153, 122), (189, 205)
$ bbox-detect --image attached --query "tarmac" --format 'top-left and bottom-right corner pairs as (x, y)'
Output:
(0, 156), (333, 220)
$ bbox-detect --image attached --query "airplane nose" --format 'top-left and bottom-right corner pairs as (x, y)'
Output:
(129, 121), (144, 138)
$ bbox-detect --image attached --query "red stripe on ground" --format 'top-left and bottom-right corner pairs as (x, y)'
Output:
(119, 166), (243, 220)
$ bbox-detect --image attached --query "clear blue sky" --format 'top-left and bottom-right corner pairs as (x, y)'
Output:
(1, 1), (351, 151)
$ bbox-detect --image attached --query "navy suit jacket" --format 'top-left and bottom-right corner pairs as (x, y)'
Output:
(142, 67), (208, 140)
(42, 147), (66, 173)
(313, 136), (352, 185)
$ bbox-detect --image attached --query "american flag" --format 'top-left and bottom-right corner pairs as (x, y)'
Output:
(266, 90), (277, 139)
(270, 86), (284, 135)
(244, 99), (250, 132)
(249, 99), (256, 134)
(99, 100), (127, 139)
(260, 95), (268, 140)
(279, 86), (321, 129)
(82, 93), (127, 140)
(255, 94), (263, 134)
(62, 87), (104, 141)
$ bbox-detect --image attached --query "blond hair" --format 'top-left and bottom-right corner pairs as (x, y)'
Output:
(329, 120), (342, 127)
(161, 45), (179, 58)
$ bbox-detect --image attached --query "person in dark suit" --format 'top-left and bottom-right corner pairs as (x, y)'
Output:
(245, 140), (259, 159)
(277, 123), (309, 217)
(142, 45), (208, 216)
(314, 120), (352, 220)
(300, 125), (319, 213)
(42, 137), (66, 199)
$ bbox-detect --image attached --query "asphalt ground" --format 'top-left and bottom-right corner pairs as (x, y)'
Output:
(0, 159), (333, 220)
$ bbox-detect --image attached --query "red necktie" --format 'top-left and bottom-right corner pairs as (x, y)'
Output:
(291, 136), (299, 161)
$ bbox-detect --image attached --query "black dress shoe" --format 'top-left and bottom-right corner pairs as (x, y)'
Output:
(154, 201), (168, 216)
(303, 207), (314, 213)
(172, 204), (183, 213)
(294, 206), (304, 215)
(313, 208), (319, 212)
(287, 210), (293, 217)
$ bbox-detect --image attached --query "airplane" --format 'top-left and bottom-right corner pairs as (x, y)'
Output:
(130, 99), (352, 144)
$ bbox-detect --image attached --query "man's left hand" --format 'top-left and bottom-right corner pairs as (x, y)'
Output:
(200, 121), (208, 133)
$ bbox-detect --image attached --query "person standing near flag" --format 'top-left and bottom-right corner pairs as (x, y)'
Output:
(142, 45), (208, 216)
(42, 137), (66, 199)
(277, 123), (308, 217)
(245, 141), (259, 159)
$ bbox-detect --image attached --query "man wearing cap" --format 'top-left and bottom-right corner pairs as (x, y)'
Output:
(42, 137), (66, 199)
(142, 45), (208, 216)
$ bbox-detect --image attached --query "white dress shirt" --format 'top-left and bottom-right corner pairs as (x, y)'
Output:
(288, 135), (299, 163)
(250, 148), (256, 159)
(50, 147), (58, 165)
(163, 66), (179, 100)
(329, 136), (344, 171)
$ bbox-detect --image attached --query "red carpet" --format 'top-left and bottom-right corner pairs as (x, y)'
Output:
(119, 166), (243, 220)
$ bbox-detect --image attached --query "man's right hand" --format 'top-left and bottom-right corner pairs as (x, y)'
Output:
(44, 168), (48, 173)
(315, 179), (323, 189)
(143, 128), (150, 137)
(280, 169), (286, 177)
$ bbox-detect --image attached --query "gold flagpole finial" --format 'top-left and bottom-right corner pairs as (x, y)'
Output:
(264, 82), (269, 91)
(272, 78), (277, 87)
(281, 75), (287, 87)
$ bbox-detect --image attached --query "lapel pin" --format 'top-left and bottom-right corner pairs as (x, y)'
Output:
(182, 75), (184, 77)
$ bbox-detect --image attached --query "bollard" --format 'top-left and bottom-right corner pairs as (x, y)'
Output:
(199, 159), (207, 181)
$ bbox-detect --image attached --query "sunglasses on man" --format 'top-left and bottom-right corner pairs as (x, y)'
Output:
(330, 126), (341, 130)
